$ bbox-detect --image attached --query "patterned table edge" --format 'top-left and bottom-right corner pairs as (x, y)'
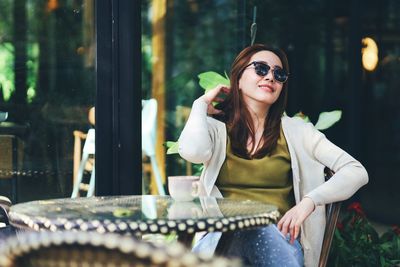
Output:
(9, 210), (280, 236)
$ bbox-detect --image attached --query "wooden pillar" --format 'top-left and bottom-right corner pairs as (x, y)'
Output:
(151, 0), (166, 194)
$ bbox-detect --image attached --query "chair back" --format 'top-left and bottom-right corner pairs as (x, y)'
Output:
(0, 111), (8, 122)
(71, 129), (95, 198)
(71, 107), (96, 198)
(318, 167), (341, 267)
(0, 196), (11, 225)
(83, 129), (95, 155)
(141, 99), (157, 157)
(141, 99), (165, 195)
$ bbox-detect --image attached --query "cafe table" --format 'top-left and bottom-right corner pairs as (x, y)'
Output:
(8, 195), (280, 245)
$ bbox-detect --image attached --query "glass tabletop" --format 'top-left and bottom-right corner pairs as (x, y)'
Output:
(9, 195), (280, 235)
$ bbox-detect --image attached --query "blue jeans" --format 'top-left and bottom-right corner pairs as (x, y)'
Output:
(216, 224), (304, 267)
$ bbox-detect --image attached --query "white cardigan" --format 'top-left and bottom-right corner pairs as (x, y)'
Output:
(178, 97), (368, 267)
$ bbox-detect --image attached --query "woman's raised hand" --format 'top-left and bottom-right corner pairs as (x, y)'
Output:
(277, 197), (315, 244)
(203, 84), (230, 115)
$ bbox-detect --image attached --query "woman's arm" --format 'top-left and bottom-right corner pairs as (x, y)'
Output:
(178, 85), (230, 164)
(303, 123), (369, 205)
(278, 122), (368, 243)
(178, 96), (213, 164)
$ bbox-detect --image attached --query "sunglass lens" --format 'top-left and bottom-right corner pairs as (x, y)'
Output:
(254, 63), (270, 76)
(273, 68), (288, 83)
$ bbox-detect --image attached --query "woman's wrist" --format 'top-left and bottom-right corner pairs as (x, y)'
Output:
(201, 94), (211, 105)
(302, 196), (316, 212)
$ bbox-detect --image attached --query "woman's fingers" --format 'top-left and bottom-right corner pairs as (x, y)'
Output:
(293, 223), (301, 243)
(279, 215), (298, 244)
(214, 97), (225, 103)
(204, 84), (230, 104)
(204, 84), (230, 115)
(289, 219), (295, 243)
(277, 199), (315, 244)
(278, 211), (307, 243)
(220, 86), (230, 93)
(207, 105), (223, 115)
(289, 219), (301, 244)
(278, 215), (291, 236)
(277, 214), (289, 232)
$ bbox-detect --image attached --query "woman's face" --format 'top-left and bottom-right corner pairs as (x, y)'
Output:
(238, 50), (284, 108)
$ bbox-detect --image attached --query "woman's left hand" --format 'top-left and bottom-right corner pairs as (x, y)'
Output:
(277, 197), (315, 244)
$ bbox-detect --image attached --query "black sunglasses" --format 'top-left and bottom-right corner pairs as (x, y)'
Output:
(243, 61), (289, 83)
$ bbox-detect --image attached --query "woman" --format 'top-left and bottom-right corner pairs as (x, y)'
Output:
(177, 44), (368, 267)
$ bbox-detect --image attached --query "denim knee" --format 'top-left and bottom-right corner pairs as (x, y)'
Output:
(220, 224), (304, 267)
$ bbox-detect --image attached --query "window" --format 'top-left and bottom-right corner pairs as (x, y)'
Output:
(0, 0), (95, 202)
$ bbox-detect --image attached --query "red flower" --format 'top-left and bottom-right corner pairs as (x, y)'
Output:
(347, 202), (365, 217)
(392, 225), (400, 236)
(336, 221), (344, 231)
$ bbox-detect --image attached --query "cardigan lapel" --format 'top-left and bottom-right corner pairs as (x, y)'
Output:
(281, 116), (301, 204)
(202, 117), (227, 196)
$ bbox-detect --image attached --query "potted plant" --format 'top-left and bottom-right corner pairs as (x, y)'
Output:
(329, 202), (400, 267)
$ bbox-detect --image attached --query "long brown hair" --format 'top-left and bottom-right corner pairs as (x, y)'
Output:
(214, 44), (289, 159)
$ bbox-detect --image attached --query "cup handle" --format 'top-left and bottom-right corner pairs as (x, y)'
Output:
(192, 181), (200, 197)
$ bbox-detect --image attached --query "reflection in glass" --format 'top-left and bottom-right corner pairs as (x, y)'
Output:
(0, 1), (95, 202)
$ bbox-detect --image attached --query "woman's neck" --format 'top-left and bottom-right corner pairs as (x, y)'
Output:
(247, 103), (270, 130)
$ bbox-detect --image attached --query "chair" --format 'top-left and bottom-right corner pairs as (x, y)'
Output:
(142, 99), (165, 195)
(71, 107), (95, 198)
(0, 112), (25, 204)
(318, 167), (341, 267)
(0, 231), (242, 267)
(0, 111), (8, 122)
(0, 195), (11, 225)
(0, 135), (24, 204)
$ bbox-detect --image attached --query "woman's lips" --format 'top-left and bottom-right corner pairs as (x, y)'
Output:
(258, 84), (274, 92)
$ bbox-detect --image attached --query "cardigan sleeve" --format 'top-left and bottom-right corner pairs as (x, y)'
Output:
(178, 96), (213, 164)
(303, 123), (369, 206)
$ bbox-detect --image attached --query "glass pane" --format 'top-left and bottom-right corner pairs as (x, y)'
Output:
(0, 0), (95, 202)
(142, 0), (400, 225)
(141, 0), (242, 194)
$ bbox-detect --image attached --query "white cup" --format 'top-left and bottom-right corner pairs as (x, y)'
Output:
(168, 202), (203, 219)
(168, 176), (200, 202)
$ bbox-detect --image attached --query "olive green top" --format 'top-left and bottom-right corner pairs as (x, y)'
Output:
(216, 127), (295, 215)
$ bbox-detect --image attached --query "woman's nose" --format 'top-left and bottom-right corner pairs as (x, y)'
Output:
(264, 69), (274, 82)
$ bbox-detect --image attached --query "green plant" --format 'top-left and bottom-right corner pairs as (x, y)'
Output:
(329, 202), (400, 267)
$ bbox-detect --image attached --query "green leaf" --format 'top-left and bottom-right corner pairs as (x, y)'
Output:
(198, 71), (230, 92)
(113, 208), (133, 218)
(380, 256), (386, 267)
(224, 70), (229, 80)
(193, 164), (204, 176)
(314, 110), (342, 130)
(165, 141), (179, 154)
(165, 233), (178, 242)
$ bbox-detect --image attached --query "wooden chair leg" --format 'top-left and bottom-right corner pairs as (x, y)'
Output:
(318, 202), (341, 267)
(318, 168), (342, 267)
(87, 166), (95, 197)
